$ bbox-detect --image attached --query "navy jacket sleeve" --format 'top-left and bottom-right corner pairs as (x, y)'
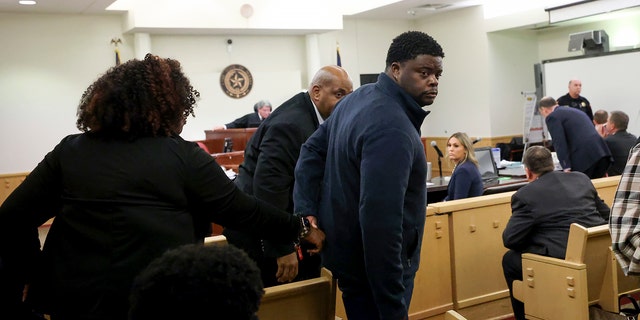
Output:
(293, 124), (328, 217)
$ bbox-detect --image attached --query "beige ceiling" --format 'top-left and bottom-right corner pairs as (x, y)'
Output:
(0, 0), (478, 19)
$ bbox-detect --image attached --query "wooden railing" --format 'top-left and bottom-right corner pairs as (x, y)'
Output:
(1, 171), (623, 319)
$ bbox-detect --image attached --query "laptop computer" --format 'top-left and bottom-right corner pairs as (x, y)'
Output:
(474, 147), (500, 187)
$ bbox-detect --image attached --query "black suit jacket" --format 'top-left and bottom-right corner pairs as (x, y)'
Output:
(225, 92), (320, 258)
(502, 171), (609, 259)
(546, 106), (611, 172)
(605, 130), (638, 176)
(225, 112), (262, 128)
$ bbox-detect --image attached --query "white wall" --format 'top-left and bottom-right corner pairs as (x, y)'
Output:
(150, 34), (307, 141)
(1, 7), (639, 174)
(415, 6), (492, 138)
(0, 13), (125, 173)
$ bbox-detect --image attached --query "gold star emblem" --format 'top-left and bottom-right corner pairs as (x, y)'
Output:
(220, 64), (253, 99)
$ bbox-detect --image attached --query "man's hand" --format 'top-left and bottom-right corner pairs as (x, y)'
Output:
(306, 216), (318, 228)
(302, 226), (325, 254)
(275, 252), (298, 283)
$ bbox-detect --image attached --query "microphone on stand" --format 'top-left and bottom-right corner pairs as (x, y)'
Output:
(472, 137), (482, 144)
(430, 141), (444, 181)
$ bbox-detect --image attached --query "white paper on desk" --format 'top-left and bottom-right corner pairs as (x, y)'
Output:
(426, 182), (435, 186)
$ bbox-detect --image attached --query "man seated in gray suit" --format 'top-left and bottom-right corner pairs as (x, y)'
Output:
(501, 146), (610, 320)
(605, 110), (637, 176)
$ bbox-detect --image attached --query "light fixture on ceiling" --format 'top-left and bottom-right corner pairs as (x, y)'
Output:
(407, 3), (452, 16)
(240, 4), (254, 19)
(546, 0), (640, 24)
(18, 0), (37, 5)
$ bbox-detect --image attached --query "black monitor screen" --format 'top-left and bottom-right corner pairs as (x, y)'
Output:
(474, 147), (498, 179)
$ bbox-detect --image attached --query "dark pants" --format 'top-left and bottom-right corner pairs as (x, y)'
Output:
(338, 275), (414, 320)
(582, 156), (611, 179)
(502, 249), (526, 320)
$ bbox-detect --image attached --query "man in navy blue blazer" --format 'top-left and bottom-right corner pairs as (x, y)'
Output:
(538, 96), (612, 178)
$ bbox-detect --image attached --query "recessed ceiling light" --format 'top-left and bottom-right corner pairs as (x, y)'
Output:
(19, 1), (37, 5)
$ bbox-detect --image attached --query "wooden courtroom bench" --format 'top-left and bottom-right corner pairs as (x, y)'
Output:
(426, 175), (622, 311)
(429, 192), (515, 309)
(333, 206), (454, 320)
(203, 128), (257, 154)
(444, 310), (468, 320)
(211, 151), (245, 173)
(512, 223), (640, 320)
(204, 235), (337, 320)
(0, 172), (29, 205)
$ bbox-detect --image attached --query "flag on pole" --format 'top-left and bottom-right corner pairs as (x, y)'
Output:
(336, 43), (342, 67)
(111, 37), (122, 66)
(115, 47), (121, 66)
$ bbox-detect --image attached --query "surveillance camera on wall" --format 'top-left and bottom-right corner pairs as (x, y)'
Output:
(227, 39), (233, 45)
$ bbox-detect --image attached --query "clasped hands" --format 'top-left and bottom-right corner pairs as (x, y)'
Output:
(276, 216), (324, 283)
(301, 216), (323, 254)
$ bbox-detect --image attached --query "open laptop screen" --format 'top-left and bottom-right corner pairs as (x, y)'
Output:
(474, 147), (499, 181)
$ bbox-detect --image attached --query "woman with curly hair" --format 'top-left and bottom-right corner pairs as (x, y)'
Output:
(0, 54), (323, 320)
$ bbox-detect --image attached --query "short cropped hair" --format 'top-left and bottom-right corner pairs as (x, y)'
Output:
(538, 96), (557, 109)
(253, 100), (272, 112)
(522, 146), (554, 175)
(593, 110), (608, 125)
(385, 31), (445, 69)
(609, 110), (629, 131)
(129, 243), (264, 320)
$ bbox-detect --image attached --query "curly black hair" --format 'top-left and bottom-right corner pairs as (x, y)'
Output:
(129, 243), (264, 320)
(385, 31), (445, 69)
(76, 53), (200, 138)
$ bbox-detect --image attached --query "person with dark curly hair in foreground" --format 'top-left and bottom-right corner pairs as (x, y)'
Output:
(129, 244), (263, 320)
(0, 54), (324, 320)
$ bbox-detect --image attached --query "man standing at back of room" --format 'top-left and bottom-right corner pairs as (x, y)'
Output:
(557, 79), (593, 121)
(224, 65), (353, 287)
(293, 31), (444, 320)
(538, 96), (612, 178)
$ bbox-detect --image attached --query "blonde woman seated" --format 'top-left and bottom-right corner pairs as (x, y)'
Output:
(443, 132), (483, 201)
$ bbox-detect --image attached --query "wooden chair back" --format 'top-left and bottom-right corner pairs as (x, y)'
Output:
(203, 234), (227, 245)
(257, 268), (336, 320)
(513, 223), (639, 319)
(203, 234), (337, 320)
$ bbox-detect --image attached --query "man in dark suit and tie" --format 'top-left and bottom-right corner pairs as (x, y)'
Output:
(501, 146), (610, 320)
(538, 96), (612, 178)
(224, 65), (353, 287)
(605, 110), (637, 176)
